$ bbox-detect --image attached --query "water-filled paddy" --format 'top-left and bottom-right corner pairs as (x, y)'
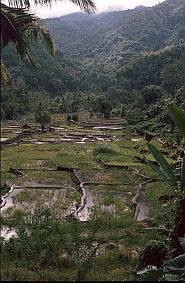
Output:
(1, 113), (174, 281)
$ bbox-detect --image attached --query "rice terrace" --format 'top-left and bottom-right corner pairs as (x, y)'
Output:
(1, 109), (184, 280)
(1, 0), (185, 281)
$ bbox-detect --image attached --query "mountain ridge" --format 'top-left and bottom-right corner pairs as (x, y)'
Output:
(1, 0), (185, 120)
(44, 0), (185, 73)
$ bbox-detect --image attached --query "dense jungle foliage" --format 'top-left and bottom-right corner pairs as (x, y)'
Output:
(1, 0), (185, 128)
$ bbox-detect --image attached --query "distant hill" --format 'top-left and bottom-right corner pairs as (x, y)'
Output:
(44, 0), (185, 72)
(2, 44), (83, 95)
(1, 0), (185, 120)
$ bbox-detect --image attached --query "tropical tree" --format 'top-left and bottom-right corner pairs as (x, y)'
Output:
(140, 85), (164, 105)
(35, 111), (51, 132)
(1, 0), (96, 84)
(100, 101), (112, 119)
(147, 105), (185, 258)
(136, 105), (185, 281)
(2, 208), (99, 281)
(161, 63), (180, 95)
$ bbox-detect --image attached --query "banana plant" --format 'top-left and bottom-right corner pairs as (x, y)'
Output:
(168, 105), (185, 139)
(147, 105), (185, 199)
(147, 142), (184, 199)
(136, 238), (185, 281)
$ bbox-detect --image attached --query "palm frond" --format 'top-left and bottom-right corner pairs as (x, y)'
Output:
(68, 0), (96, 14)
(1, 62), (9, 84)
(26, 24), (55, 57)
(8, 0), (96, 14)
(1, 3), (55, 56)
(1, 3), (55, 82)
(1, 3), (37, 50)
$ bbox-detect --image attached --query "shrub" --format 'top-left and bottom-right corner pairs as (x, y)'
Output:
(93, 144), (117, 156)
(66, 115), (72, 122)
(72, 114), (79, 122)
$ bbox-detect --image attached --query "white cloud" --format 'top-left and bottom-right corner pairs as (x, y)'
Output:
(97, 0), (164, 12)
(32, 0), (165, 18)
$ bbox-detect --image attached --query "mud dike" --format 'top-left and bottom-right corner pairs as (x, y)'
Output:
(131, 168), (156, 221)
(1, 166), (93, 222)
(56, 166), (93, 221)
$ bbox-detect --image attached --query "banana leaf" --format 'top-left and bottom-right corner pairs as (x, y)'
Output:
(168, 105), (185, 138)
(163, 254), (185, 271)
(179, 237), (185, 250)
(147, 143), (178, 188)
(164, 274), (181, 281)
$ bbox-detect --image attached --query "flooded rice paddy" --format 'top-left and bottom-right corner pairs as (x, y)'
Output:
(1, 114), (155, 241)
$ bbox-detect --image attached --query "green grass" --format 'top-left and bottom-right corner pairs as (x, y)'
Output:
(144, 181), (176, 227)
(54, 142), (98, 169)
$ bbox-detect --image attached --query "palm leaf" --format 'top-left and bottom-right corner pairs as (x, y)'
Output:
(26, 24), (55, 57)
(69, 0), (96, 13)
(1, 0), (95, 83)
(8, 0), (96, 14)
(147, 143), (178, 188)
(1, 3), (36, 58)
(1, 3), (55, 82)
(1, 3), (55, 56)
(168, 105), (185, 138)
(163, 254), (185, 271)
(179, 237), (185, 250)
(1, 62), (9, 84)
(148, 161), (164, 178)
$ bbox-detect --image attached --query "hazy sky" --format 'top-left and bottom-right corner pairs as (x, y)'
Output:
(32, 0), (165, 19)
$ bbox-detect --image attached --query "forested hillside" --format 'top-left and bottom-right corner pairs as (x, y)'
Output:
(45, 0), (185, 70)
(1, 0), (185, 124)
(1, 45), (85, 119)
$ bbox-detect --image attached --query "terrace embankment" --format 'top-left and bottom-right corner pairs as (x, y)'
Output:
(1, 168), (25, 210)
(131, 168), (156, 221)
(56, 166), (92, 221)
(105, 164), (157, 221)
(1, 165), (92, 222)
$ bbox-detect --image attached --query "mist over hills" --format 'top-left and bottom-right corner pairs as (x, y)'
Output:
(1, 0), (185, 121)
(44, 0), (185, 72)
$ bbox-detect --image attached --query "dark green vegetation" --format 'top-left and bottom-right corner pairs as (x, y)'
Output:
(1, 0), (185, 130)
(0, 0), (95, 84)
(135, 105), (185, 281)
(45, 1), (185, 65)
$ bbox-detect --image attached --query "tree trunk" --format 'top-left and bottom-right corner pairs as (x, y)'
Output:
(41, 124), (45, 132)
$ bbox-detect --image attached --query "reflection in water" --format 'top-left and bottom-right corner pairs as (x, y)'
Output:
(1, 226), (17, 241)
(1, 188), (69, 218)
(1, 137), (9, 142)
(93, 126), (123, 130)
(1, 188), (23, 213)
(77, 186), (94, 221)
(131, 138), (143, 142)
(1, 185), (117, 240)
(65, 186), (116, 221)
